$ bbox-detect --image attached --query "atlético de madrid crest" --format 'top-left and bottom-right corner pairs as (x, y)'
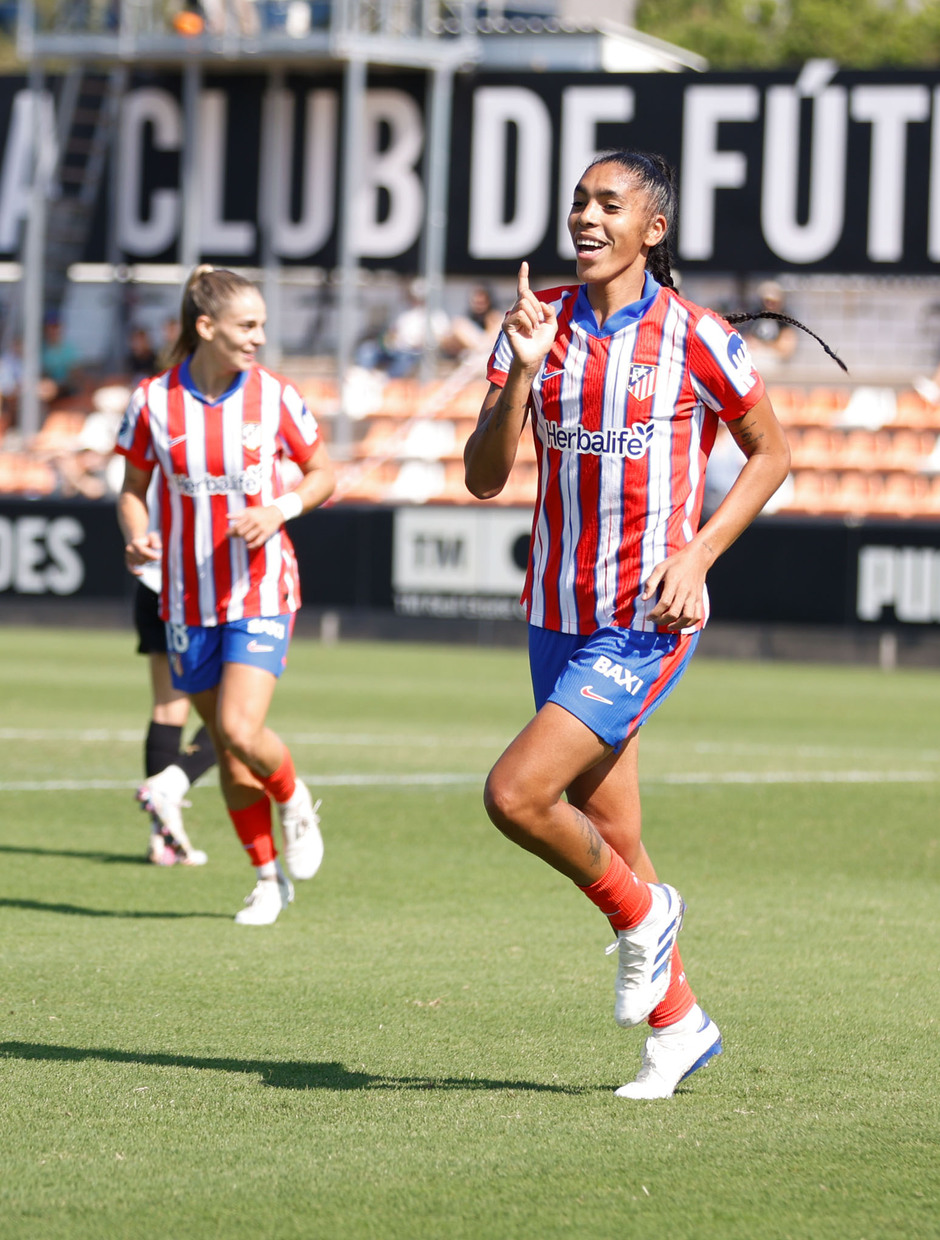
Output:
(242, 422), (263, 451)
(626, 364), (657, 401)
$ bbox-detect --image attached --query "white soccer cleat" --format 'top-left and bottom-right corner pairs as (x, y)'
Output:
(178, 848), (208, 867)
(137, 766), (206, 866)
(278, 780), (324, 881)
(607, 882), (685, 1028)
(615, 1010), (723, 1100)
(234, 863), (294, 926)
(146, 822), (176, 866)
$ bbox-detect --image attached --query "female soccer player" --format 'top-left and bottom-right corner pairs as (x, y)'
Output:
(464, 150), (792, 1099)
(132, 476), (215, 868)
(117, 266), (335, 924)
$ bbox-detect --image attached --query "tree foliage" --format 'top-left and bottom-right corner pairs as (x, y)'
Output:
(636, 0), (940, 69)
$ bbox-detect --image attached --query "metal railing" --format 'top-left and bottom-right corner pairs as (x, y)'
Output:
(11, 0), (484, 447)
(17, 0), (482, 60)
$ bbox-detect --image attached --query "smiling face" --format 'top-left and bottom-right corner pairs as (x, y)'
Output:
(567, 162), (668, 302)
(195, 287), (267, 375)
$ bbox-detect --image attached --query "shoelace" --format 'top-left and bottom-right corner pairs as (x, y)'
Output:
(244, 883), (265, 906)
(605, 929), (649, 984)
(287, 798), (322, 838)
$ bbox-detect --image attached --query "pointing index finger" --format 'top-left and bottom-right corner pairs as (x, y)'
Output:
(517, 261), (530, 297)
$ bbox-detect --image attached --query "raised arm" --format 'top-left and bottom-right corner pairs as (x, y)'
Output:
(464, 263), (557, 500)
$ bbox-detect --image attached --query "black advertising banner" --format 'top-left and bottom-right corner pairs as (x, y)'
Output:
(708, 517), (940, 627)
(3, 65), (940, 274)
(448, 67), (940, 277)
(0, 498), (393, 609)
(2, 501), (939, 628)
(0, 499), (128, 598)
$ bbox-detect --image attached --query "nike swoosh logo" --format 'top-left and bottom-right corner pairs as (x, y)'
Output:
(168, 434), (187, 448)
(580, 685), (613, 705)
(542, 368), (563, 379)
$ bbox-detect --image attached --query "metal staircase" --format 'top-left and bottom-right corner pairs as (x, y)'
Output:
(43, 65), (126, 315)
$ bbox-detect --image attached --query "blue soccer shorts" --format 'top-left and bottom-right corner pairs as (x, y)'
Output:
(528, 624), (700, 751)
(165, 614), (295, 694)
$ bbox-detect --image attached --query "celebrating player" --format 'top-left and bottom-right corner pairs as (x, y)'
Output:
(116, 266), (335, 925)
(464, 150), (793, 1099)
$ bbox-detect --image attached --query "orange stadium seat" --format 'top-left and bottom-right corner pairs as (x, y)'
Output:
(765, 385), (800, 423)
(841, 428), (878, 470)
(805, 387), (850, 422)
(788, 426), (837, 470)
(785, 469), (838, 514)
(895, 389), (940, 428)
(875, 472), (931, 518)
(32, 409), (86, 450)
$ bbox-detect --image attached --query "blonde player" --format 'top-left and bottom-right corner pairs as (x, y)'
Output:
(117, 266), (335, 924)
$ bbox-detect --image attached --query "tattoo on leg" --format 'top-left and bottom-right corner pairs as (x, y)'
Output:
(570, 807), (605, 868)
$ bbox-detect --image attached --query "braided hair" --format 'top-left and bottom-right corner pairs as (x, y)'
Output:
(583, 149), (847, 372)
(169, 264), (258, 366)
(724, 307), (847, 373)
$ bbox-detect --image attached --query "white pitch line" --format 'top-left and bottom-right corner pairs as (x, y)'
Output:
(657, 770), (939, 785)
(3, 728), (940, 766)
(0, 728), (503, 749)
(0, 771), (938, 793)
(683, 740), (940, 760)
(0, 773), (483, 792)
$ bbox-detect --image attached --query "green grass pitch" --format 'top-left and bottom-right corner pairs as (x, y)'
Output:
(0, 625), (937, 1240)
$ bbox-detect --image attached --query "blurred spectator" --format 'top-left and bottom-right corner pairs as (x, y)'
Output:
(38, 382), (127, 500)
(355, 279), (452, 378)
(442, 285), (503, 359)
(173, 0), (260, 34)
(38, 311), (83, 405)
(51, 444), (110, 500)
(0, 334), (23, 433)
(913, 371), (940, 406)
(738, 281), (797, 373)
(156, 315), (180, 372)
(126, 326), (158, 384)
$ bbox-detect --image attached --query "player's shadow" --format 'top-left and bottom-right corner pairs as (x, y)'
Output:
(0, 843), (145, 866)
(0, 898), (228, 920)
(0, 1041), (590, 1094)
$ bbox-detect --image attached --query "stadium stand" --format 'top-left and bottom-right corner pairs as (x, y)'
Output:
(2, 368), (940, 517)
(327, 374), (940, 517)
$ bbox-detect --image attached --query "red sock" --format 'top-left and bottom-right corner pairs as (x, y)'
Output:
(648, 945), (696, 1028)
(578, 851), (652, 930)
(229, 796), (276, 867)
(261, 749), (296, 805)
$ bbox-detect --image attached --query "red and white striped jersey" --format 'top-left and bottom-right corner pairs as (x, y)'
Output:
(487, 277), (766, 634)
(116, 360), (321, 627)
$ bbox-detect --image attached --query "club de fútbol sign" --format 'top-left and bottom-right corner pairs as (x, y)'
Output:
(1, 62), (939, 274)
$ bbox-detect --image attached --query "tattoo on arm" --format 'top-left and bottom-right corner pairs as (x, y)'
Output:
(732, 416), (765, 450)
(488, 393), (510, 432)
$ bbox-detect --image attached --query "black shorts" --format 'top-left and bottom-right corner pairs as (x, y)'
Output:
(134, 581), (166, 655)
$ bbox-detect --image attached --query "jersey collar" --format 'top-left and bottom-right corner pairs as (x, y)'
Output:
(572, 272), (662, 339)
(179, 356), (250, 406)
